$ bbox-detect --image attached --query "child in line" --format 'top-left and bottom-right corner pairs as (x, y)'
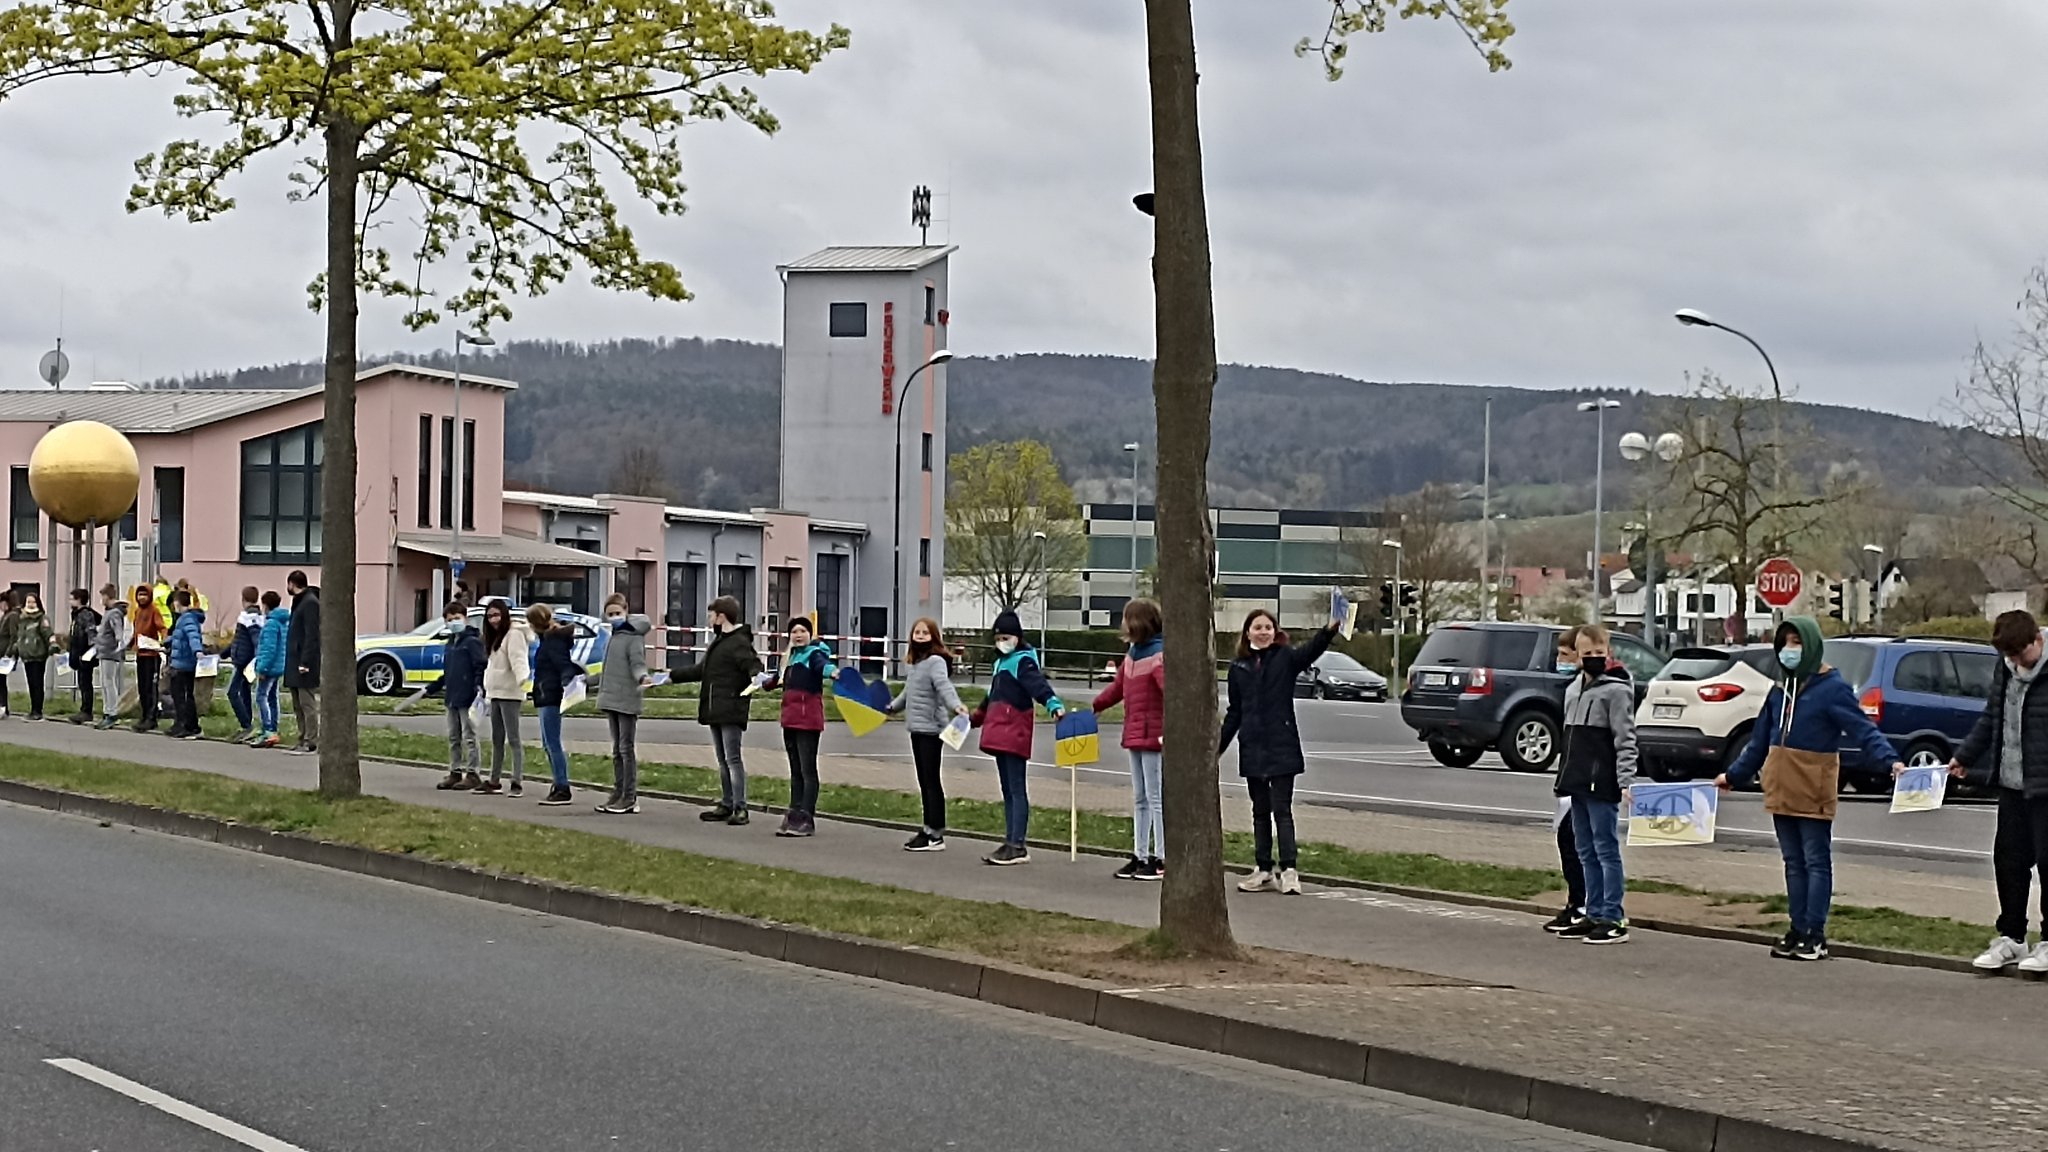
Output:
(765, 616), (834, 837)
(1719, 617), (1900, 961)
(675, 596), (762, 826)
(1223, 607), (1339, 896)
(479, 599), (530, 796)
(595, 594), (652, 816)
(92, 585), (130, 730)
(9, 592), (55, 722)
(530, 603), (579, 807)
(971, 611), (1064, 866)
(1095, 598), (1165, 881)
(252, 591), (289, 748)
(130, 585), (165, 733)
(434, 601), (485, 789)
(889, 618), (968, 851)
(1555, 625), (1637, 944)
(228, 586), (263, 742)
(1542, 626), (1590, 934)
(65, 588), (101, 725)
(163, 589), (206, 740)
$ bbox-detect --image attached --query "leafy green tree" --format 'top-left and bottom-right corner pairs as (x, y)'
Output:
(946, 440), (1087, 613)
(1139, 0), (1512, 957)
(0, 0), (845, 796)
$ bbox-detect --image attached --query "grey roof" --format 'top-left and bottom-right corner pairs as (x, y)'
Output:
(0, 387), (316, 433)
(778, 245), (957, 274)
(396, 532), (624, 569)
(1887, 558), (1992, 595)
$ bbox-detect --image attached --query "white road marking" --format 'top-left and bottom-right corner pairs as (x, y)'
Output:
(45, 1058), (312, 1152)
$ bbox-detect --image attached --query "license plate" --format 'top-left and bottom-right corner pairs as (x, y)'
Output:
(1422, 672), (1448, 687)
(1653, 704), (1683, 720)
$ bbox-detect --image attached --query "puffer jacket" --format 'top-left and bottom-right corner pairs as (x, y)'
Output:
(770, 641), (836, 732)
(255, 606), (290, 678)
(674, 625), (763, 728)
(890, 653), (965, 735)
(1219, 627), (1335, 778)
(531, 624), (578, 709)
(230, 608), (263, 667)
(483, 620), (533, 701)
(167, 608), (206, 672)
(10, 608), (54, 662)
(1095, 636), (1164, 751)
(1555, 665), (1638, 802)
(1957, 638), (2048, 799)
(596, 615), (651, 716)
(972, 644), (1063, 758)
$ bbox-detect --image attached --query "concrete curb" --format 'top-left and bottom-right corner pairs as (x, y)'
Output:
(0, 776), (1929, 1152)
(358, 751), (1982, 977)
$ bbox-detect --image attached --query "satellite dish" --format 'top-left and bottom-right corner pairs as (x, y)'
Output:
(39, 348), (70, 388)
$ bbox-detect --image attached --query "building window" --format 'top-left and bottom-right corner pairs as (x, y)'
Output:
(667, 563), (705, 669)
(923, 285), (936, 325)
(814, 553), (844, 638)
(462, 420), (476, 531)
(154, 467), (185, 563)
(240, 421), (323, 564)
(417, 415), (432, 528)
(919, 538), (931, 577)
(921, 433), (933, 472)
(828, 302), (868, 338)
(8, 466), (37, 561)
(440, 417), (454, 528)
(717, 565), (752, 623)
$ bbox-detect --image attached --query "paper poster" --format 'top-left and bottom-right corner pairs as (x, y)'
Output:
(740, 671), (773, 697)
(1553, 795), (1573, 831)
(832, 666), (890, 737)
(392, 686), (427, 714)
(562, 676), (588, 711)
(77, 648), (96, 666)
(1055, 711), (1101, 768)
(1891, 765), (1948, 813)
(645, 670), (670, 688)
(939, 713), (971, 751)
(0, 657), (15, 676)
(243, 660), (259, 684)
(1331, 588), (1359, 641)
(470, 694), (488, 727)
(1626, 781), (1718, 846)
(196, 654), (220, 678)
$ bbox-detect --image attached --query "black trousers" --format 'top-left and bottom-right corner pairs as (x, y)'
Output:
(1559, 811), (1587, 911)
(169, 668), (198, 735)
(911, 733), (947, 832)
(135, 658), (160, 727)
(1247, 774), (1298, 871)
(1995, 788), (2048, 942)
(783, 729), (822, 815)
(74, 655), (94, 716)
(23, 659), (46, 716)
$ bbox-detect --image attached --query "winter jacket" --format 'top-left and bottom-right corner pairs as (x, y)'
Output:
(230, 608), (263, 667)
(767, 641), (836, 732)
(673, 625), (763, 728)
(0, 608), (16, 659)
(94, 603), (130, 665)
(1095, 636), (1164, 751)
(483, 620), (533, 702)
(67, 604), (101, 663)
(596, 615), (651, 716)
(890, 653), (965, 736)
(1219, 627), (1335, 779)
(1957, 637), (2048, 799)
(1727, 620), (1897, 820)
(131, 599), (166, 663)
(1555, 665), (1638, 802)
(531, 624), (579, 710)
(167, 608), (207, 672)
(972, 644), (1064, 758)
(285, 587), (320, 689)
(255, 606), (291, 678)
(10, 609), (54, 662)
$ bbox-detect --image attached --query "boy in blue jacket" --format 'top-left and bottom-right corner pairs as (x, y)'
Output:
(164, 590), (207, 741)
(227, 585), (263, 742)
(252, 591), (290, 747)
(435, 601), (487, 791)
(1719, 616), (1901, 961)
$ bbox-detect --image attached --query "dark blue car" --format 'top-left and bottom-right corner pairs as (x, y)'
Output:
(1820, 636), (1999, 792)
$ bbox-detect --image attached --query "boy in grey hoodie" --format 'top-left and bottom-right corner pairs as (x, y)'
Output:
(1554, 625), (1638, 945)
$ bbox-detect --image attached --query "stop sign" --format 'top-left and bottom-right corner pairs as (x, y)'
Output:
(1756, 556), (1803, 609)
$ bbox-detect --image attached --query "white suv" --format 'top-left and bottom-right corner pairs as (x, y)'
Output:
(1634, 645), (1783, 783)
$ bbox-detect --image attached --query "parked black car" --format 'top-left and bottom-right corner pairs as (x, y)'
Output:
(1296, 651), (1389, 702)
(1398, 622), (1666, 772)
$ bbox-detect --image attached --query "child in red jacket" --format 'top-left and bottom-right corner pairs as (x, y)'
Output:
(1095, 598), (1165, 881)
(973, 610), (1064, 866)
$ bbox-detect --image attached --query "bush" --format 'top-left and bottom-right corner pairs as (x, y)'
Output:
(1901, 616), (1993, 641)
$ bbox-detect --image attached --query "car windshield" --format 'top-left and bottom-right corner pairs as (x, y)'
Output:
(408, 618), (453, 637)
(1822, 640), (1879, 690)
(1314, 652), (1369, 676)
(1412, 627), (1536, 669)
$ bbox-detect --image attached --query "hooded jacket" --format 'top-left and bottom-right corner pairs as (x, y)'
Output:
(675, 624), (763, 727)
(67, 602), (101, 663)
(530, 623), (580, 709)
(1555, 662), (1638, 801)
(1095, 635), (1165, 751)
(131, 595), (165, 662)
(770, 639), (836, 732)
(255, 606), (291, 678)
(483, 617), (533, 702)
(1956, 630), (2048, 799)
(94, 602), (130, 664)
(1219, 626), (1335, 779)
(167, 607), (207, 672)
(9, 606), (54, 663)
(596, 614), (652, 716)
(972, 642), (1064, 758)
(437, 621), (485, 709)
(1726, 616), (1897, 820)
(230, 607), (263, 667)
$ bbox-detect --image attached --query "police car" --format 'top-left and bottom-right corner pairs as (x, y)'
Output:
(354, 607), (610, 696)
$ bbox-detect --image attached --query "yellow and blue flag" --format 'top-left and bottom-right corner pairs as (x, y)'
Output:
(1055, 711), (1100, 768)
(833, 666), (892, 738)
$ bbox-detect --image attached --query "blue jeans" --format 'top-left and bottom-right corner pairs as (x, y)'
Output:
(994, 753), (1030, 846)
(256, 676), (281, 734)
(1569, 797), (1625, 923)
(1774, 815), (1833, 940)
(1129, 749), (1163, 859)
(539, 705), (570, 791)
(227, 662), (253, 729)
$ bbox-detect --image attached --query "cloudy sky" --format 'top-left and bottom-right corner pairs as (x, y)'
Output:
(2, 0), (2044, 419)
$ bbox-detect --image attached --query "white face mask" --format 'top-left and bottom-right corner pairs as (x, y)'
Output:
(606, 615), (625, 626)
(995, 638), (1017, 655)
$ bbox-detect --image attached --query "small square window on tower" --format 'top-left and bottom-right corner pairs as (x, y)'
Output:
(829, 302), (868, 338)
(924, 286), (936, 325)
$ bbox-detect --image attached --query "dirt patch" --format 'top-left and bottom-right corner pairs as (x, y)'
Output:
(1539, 886), (1783, 932)
(1018, 931), (1466, 989)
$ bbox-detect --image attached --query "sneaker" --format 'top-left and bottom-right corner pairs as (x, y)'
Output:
(725, 807), (749, 826)
(538, 788), (573, 807)
(94, 718), (115, 730)
(595, 801), (641, 815)
(1791, 936), (1829, 962)
(1770, 932), (1800, 960)
(1555, 918), (1598, 940)
(436, 772), (467, 790)
(1542, 908), (1587, 934)
(28, 712), (44, 722)
(473, 779), (502, 795)
(286, 745), (315, 757)
(1973, 935), (2029, 972)
(1237, 870), (1277, 893)
(508, 782), (523, 798)
(787, 814), (815, 838)
(904, 831), (946, 852)
(255, 734), (279, 749)
(1135, 858), (1166, 882)
(700, 804), (733, 822)
(1279, 868), (1302, 896)
(982, 842), (1029, 866)
(1114, 856), (1144, 880)
(231, 728), (252, 744)
(776, 814), (800, 837)
(2019, 943), (2048, 975)
(462, 771), (482, 790)
(1584, 921), (1631, 945)
(178, 731), (201, 741)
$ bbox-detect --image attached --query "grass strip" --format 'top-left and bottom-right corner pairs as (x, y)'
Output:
(0, 744), (1135, 971)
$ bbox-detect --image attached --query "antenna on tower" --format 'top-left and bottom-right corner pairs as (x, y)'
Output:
(911, 185), (933, 246)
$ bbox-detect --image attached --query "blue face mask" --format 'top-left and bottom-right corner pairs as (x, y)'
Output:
(1556, 659), (1577, 674)
(1778, 647), (1803, 670)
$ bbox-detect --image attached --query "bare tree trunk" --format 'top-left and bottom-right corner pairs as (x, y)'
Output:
(318, 109), (363, 799)
(1144, 0), (1237, 958)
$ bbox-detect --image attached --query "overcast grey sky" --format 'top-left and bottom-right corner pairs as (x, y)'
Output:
(2, 0), (2044, 418)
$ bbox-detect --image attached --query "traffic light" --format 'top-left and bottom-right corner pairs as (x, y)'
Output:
(1827, 580), (1846, 621)
(1378, 581), (1395, 620)
(1400, 583), (1419, 610)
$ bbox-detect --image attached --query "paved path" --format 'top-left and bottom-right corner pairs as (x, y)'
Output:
(3, 722), (2042, 1150)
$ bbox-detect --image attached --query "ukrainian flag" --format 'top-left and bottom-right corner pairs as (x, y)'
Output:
(833, 666), (891, 738)
(1055, 711), (1100, 768)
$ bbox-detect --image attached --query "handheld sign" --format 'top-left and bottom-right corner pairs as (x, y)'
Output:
(832, 666), (889, 737)
(243, 659), (259, 684)
(938, 712), (971, 751)
(740, 671), (772, 697)
(1891, 765), (1948, 814)
(1626, 781), (1718, 847)
(196, 654), (220, 678)
(1331, 588), (1358, 641)
(1055, 710), (1101, 860)
(562, 675), (588, 711)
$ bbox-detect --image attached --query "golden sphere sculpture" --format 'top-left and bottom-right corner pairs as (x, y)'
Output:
(28, 420), (140, 529)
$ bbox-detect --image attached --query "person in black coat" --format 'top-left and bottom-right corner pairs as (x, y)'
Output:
(528, 604), (581, 807)
(283, 571), (321, 754)
(65, 588), (101, 724)
(1219, 607), (1338, 896)
(672, 595), (763, 824)
(435, 602), (487, 791)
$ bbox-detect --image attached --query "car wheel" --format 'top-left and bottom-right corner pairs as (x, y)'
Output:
(1647, 757), (1694, 783)
(357, 655), (402, 697)
(1428, 740), (1484, 769)
(1499, 710), (1560, 773)
(1902, 739), (1949, 771)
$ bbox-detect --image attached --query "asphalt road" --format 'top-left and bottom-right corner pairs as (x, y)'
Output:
(0, 801), (1633, 1152)
(362, 697), (1997, 866)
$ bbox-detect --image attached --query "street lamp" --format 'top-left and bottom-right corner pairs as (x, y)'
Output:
(1493, 513), (1511, 619)
(1382, 539), (1404, 687)
(890, 349), (955, 674)
(1675, 308), (1785, 553)
(1578, 398), (1622, 624)
(1618, 429), (1684, 644)
(1863, 543), (1887, 631)
(1033, 529), (1049, 652)
(451, 329), (495, 590)
(1124, 441), (1142, 599)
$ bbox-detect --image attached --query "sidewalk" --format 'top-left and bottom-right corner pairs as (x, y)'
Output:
(2, 722), (2037, 1152)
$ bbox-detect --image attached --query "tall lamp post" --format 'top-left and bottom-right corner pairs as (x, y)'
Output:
(450, 329), (494, 593)
(1124, 441), (1142, 600)
(1863, 543), (1887, 631)
(1675, 308), (1783, 547)
(1617, 430), (1685, 644)
(1032, 529), (1049, 652)
(890, 349), (955, 674)
(1382, 539), (1404, 687)
(1494, 513), (1511, 619)
(1578, 398), (1621, 624)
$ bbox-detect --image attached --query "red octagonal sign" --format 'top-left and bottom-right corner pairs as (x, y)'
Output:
(1756, 556), (1803, 609)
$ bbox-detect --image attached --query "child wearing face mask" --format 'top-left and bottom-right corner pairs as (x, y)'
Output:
(970, 611), (1064, 866)
(595, 594), (652, 815)
(1542, 626), (1590, 934)
(1719, 617), (1900, 962)
(1554, 625), (1637, 945)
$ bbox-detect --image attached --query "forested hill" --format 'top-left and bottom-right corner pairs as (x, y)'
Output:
(157, 339), (1960, 513)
